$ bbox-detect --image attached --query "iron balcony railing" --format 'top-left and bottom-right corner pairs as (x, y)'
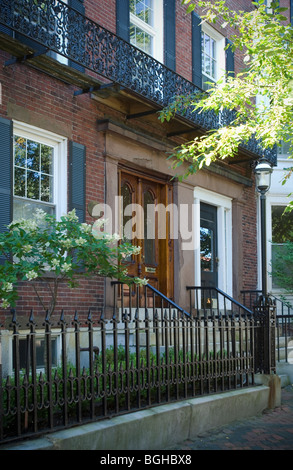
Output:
(0, 282), (264, 444)
(0, 0), (277, 164)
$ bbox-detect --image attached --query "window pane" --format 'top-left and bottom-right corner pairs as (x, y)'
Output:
(204, 55), (211, 76)
(271, 206), (293, 288)
(41, 174), (54, 202)
(16, 337), (57, 370)
(14, 136), (26, 167)
(41, 144), (54, 175)
(27, 170), (40, 200)
(272, 206), (293, 243)
(27, 140), (40, 171)
(14, 167), (26, 197)
(211, 38), (216, 59)
(200, 227), (214, 272)
(131, 0), (153, 26)
(202, 32), (217, 84)
(203, 33), (210, 55)
(211, 58), (216, 79)
(130, 23), (152, 54)
(13, 135), (55, 208)
(13, 198), (55, 221)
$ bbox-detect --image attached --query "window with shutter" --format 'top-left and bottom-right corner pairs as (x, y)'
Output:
(12, 122), (67, 223)
(201, 23), (226, 91)
(192, 15), (233, 91)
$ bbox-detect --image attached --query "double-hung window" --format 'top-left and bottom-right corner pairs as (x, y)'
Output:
(129, 0), (163, 62)
(201, 24), (225, 91)
(13, 122), (67, 222)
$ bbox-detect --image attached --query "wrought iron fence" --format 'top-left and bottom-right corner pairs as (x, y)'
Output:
(0, 282), (263, 444)
(0, 0), (277, 164)
(187, 285), (276, 375)
(241, 289), (293, 364)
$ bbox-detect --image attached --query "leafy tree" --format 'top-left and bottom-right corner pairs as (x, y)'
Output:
(160, 0), (293, 210)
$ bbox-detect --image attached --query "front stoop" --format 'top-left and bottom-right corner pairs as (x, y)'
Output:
(0, 377), (280, 451)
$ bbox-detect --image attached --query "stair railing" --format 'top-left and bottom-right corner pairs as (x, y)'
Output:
(186, 286), (253, 318)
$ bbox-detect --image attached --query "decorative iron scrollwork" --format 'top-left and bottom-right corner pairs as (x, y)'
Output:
(0, 0), (277, 163)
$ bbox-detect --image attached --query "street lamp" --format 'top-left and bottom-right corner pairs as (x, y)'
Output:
(254, 159), (273, 300)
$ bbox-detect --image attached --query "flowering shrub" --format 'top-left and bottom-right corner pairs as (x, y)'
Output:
(0, 209), (144, 313)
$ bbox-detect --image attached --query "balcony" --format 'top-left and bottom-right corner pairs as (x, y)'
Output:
(0, 0), (276, 165)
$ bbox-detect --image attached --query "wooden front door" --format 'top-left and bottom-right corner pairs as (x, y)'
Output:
(119, 169), (173, 301)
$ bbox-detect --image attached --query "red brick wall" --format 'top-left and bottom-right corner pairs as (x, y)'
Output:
(85, 0), (116, 32)
(0, 49), (106, 322)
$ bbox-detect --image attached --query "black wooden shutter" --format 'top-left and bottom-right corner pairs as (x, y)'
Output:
(225, 38), (234, 77)
(116, 0), (130, 41)
(192, 12), (202, 88)
(68, 0), (85, 72)
(0, 117), (13, 264)
(291, 0), (293, 25)
(69, 141), (86, 223)
(164, 0), (176, 70)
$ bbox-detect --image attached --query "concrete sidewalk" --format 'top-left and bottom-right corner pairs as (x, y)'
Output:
(168, 384), (293, 451)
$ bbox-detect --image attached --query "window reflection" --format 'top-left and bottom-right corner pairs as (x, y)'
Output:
(200, 227), (214, 272)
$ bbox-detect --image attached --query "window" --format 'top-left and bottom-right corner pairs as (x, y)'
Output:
(201, 24), (225, 91)
(14, 336), (58, 371)
(130, 0), (163, 62)
(278, 139), (291, 158)
(13, 122), (67, 222)
(271, 205), (293, 288)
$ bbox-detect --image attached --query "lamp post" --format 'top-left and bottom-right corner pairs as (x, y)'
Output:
(254, 159), (273, 300)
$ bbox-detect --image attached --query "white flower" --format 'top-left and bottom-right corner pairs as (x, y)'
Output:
(26, 270), (38, 281)
(65, 210), (79, 222)
(2, 282), (13, 292)
(50, 259), (60, 270)
(62, 262), (72, 272)
(75, 237), (86, 246)
(1, 299), (10, 309)
(61, 239), (74, 249)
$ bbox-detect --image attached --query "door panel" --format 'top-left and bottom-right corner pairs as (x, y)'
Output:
(119, 170), (173, 304)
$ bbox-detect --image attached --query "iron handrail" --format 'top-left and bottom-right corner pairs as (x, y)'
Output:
(111, 281), (191, 318)
(241, 289), (293, 315)
(187, 285), (253, 315)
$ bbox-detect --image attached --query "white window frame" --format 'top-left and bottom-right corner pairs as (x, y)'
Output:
(13, 121), (68, 222)
(201, 23), (226, 90)
(130, 0), (163, 62)
(194, 187), (233, 298)
(265, 197), (293, 295)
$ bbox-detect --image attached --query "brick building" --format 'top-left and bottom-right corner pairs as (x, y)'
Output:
(0, 0), (286, 327)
